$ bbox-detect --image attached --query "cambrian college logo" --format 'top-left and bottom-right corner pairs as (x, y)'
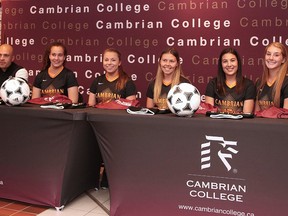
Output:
(201, 135), (238, 171)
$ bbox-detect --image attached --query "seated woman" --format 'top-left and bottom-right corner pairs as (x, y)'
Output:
(88, 48), (137, 106)
(32, 42), (79, 103)
(205, 47), (256, 114)
(255, 42), (288, 111)
(88, 48), (137, 189)
(146, 47), (190, 110)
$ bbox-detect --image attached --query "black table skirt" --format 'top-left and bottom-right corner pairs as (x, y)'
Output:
(87, 108), (288, 216)
(0, 105), (101, 208)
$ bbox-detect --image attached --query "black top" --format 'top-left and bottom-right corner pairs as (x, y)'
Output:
(89, 74), (137, 104)
(256, 75), (288, 110)
(33, 67), (78, 97)
(0, 62), (24, 86)
(205, 77), (256, 113)
(146, 76), (190, 109)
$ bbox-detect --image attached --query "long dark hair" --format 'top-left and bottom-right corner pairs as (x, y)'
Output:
(103, 48), (129, 90)
(216, 47), (244, 95)
(42, 42), (67, 70)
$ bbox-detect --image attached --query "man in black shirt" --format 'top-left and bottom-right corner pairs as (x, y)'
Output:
(0, 44), (28, 87)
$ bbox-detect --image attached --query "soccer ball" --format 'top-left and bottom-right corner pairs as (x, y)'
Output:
(167, 83), (201, 117)
(0, 77), (30, 106)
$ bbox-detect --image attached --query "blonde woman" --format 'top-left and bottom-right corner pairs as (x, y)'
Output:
(146, 47), (190, 109)
(255, 42), (288, 111)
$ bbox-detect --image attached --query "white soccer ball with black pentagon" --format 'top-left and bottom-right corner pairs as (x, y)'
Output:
(0, 77), (30, 106)
(167, 83), (201, 117)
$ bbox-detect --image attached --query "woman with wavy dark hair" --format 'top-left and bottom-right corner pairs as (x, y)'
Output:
(255, 42), (288, 111)
(88, 48), (137, 106)
(32, 42), (79, 103)
(205, 47), (256, 113)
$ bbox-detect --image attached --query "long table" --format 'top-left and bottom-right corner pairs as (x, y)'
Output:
(87, 109), (288, 216)
(0, 105), (101, 209)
